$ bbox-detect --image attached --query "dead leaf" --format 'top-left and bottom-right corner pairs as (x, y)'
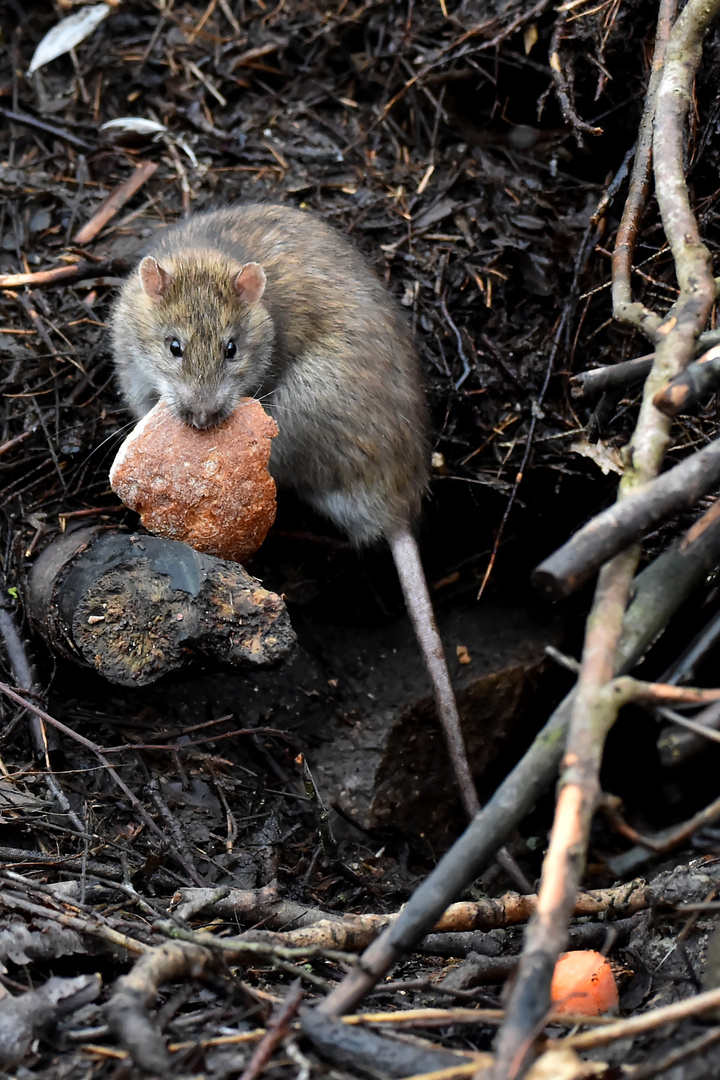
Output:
(27, 4), (111, 77)
(568, 438), (623, 476)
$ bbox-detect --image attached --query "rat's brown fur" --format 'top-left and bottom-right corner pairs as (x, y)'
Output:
(112, 203), (428, 545)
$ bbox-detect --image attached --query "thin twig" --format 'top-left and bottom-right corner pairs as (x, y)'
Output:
(611, 0), (676, 337)
(239, 981), (304, 1080)
(74, 161), (158, 244)
(533, 444), (720, 598)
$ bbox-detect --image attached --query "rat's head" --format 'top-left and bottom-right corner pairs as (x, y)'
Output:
(135, 252), (274, 428)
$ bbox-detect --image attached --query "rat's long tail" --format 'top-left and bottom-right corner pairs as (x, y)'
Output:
(388, 526), (480, 820)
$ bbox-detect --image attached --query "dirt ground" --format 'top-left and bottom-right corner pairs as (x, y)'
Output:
(3, 2), (720, 1078)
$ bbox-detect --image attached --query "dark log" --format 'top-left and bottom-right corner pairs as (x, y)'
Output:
(26, 527), (295, 686)
(532, 439), (720, 598)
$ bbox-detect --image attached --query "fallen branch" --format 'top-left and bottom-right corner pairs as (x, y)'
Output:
(310, 477), (720, 1019)
(107, 941), (218, 1073)
(240, 981), (304, 1080)
(616, 496), (720, 663)
(611, 677), (720, 707)
(604, 784), (720, 856)
(166, 881), (653, 959)
(611, 0), (676, 338)
(653, 342), (720, 415)
(572, 327), (720, 398)
(0, 975), (100, 1068)
(0, 876), (149, 957)
(532, 439), (720, 598)
(657, 700), (720, 765)
(74, 160), (158, 244)
(560, 984), (720, 1051)
(0, 256), (131, 289)
(300, 1007), (489, 1079)
(571, 353), (653, 397)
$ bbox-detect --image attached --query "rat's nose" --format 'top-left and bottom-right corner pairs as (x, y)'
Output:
(178, 404), (225, 429)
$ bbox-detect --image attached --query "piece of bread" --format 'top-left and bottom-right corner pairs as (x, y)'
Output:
(110, 398), (278, 562)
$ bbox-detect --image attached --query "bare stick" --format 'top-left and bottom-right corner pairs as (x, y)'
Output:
(658, 700), (720, 765)
(547, 14), (603, 139)
(571, 354), (653, 397)
(1, 107), (92, 149)
(653, 342), (720, 415)
(604, 788), (720, 855)
(389, 529), (532, 892)
(493, 548), (641, 1078)
(0, 256), (131, 289)
(612, 678), (720, 706)
(107, 941), (217, 1072)
(611, 0), (676, 338)
(617, 497), (720, 662)
(560, 985), (720, 1051)
(572, 327), (720, 399)
(532, 435), (720, 598)
(240, 981), (304, 1080)
(73, 160), (158, 244)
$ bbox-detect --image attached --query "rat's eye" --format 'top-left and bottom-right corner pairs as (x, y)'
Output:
(226, 340), (237, 359)
(169, 340), (183, 359)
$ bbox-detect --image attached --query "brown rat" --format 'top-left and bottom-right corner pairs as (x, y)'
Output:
(111, 203), (478, 817)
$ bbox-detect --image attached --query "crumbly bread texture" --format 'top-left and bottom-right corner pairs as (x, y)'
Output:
(110, 397), (278, 562)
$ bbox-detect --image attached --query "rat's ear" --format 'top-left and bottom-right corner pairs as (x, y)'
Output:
(139, 256), (173, 302)
(234, 262), (266, 304)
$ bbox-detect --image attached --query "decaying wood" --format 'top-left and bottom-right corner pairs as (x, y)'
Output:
(5, 2), (720, 1075)
(26, 526), (295, 686)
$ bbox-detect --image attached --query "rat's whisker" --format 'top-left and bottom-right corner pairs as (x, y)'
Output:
(83, 420), (136, 466)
